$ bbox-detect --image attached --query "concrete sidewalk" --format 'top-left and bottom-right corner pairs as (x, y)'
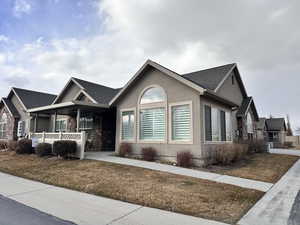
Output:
(238, 159), (300, 225)
(0, 172), (227, 225)
(85, 152), (273, 192)
(270, 148), (300, 156)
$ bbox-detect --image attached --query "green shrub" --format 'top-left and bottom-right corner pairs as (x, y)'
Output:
(53, 140), (77, 159)
(16, 139), (33, 154)
(35, 143), (52, 157)
(141, 147), (157, 161)
(177, 151), (193, 168)
(8, 140), (18, 151)
(118, 143), (132, 157)
(0, 141), (8, 150)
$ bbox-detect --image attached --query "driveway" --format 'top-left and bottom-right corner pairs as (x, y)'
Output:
(0, 195), (76, 225)
(238, 159), (300, 225)
(270, 148), (300, 156)
(0, 172), (226, 225)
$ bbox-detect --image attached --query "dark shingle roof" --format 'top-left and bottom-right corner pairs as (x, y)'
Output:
(182, 63), (236, 90)
(1, 98), (20, 118)
(72, 77), (120, 105)
(266, 118), (286, 131)
(13, 87), (57, 109)
(257, 118), (267, 130)
(237, 97), (252, 117)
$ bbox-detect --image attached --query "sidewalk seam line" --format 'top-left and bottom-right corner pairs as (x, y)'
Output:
(106, 206), (144, 225)
(6, 186), (54, 198)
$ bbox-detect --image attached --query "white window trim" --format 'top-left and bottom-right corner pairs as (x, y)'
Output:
(168, 101), (193, 144)
(73, 90), (97, 103)
(79, 116), (94, 131)
(137, 85), (168, 144)
(203, 103), (233, 144)
(120, 107), (136, 143)
(55, 118), (68, 132)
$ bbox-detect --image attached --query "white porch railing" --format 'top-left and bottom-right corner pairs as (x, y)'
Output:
(29, 131), (87, 159)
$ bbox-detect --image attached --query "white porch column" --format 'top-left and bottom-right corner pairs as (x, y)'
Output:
(76, 108), (81, 133)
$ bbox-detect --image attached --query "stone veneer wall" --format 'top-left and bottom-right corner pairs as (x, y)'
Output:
(0, 107), (18, 140)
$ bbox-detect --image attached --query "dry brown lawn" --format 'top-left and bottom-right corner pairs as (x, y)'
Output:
(0, 151), (263, 224)
(204, 153), (299, 183)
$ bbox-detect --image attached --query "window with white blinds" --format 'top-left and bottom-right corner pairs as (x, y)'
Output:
(140, 107), (165, 141)
(121, 111), (135, 140)
(171, 104), (191, 141)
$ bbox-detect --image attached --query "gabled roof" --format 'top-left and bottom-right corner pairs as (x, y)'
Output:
(72, 78), (120, 105)
(8, 87), (57, 110)
(182, 63), (236, 90)
(257, 118), (267, 130)
(236, 97), (259, 121)
(266, 118), (287, 131)
(110, 60), (206, 105)
(0, 98), (20, 118)
(52, 77), (120, 105)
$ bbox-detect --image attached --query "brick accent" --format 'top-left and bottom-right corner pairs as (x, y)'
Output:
(0, 106), (18, 141)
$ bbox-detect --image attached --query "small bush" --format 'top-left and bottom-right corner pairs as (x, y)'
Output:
(141, 147), (157, 161)
(215, 144), (248, 166)
(284, 141), (294, 148)
(177, 151), (193, 168)
(0, 141), (8, 150)
(248, 140), (268, 153)
(16, 139), (33, 154)
(8, 140), (18, 151)
(118, 143), (132, 157)
(53, 140), (77, 159)
(35, 143), (52, 157)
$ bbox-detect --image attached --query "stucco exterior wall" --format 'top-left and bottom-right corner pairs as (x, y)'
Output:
(200, 96), (236, 156)
(115, 67), (202, 164)
(56, 82), (81, 103)
(216, 71), (244, 105)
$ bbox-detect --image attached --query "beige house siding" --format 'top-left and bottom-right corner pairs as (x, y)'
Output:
(55, 82), (81, 104)
(216, 71), (244, 105)
(115, 67), (203, 164)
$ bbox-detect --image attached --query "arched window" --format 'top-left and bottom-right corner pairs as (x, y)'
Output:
(140, 87), (166, 104)
(0, 113), (8, 139)
(247, 112), (253, 134)
(139, 86), (166, 141)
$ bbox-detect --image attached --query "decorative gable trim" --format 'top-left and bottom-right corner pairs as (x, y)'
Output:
(9, 88), (28, 111)
(0, 99), (15, 118)
(109, 60), (206, 106)
(52, 78), (98, 105)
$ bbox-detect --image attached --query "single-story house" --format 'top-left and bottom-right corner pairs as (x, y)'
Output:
(256, 117), (287, 146)
(2, 60), (259, 164)
(110, 60), (259, 164)
(0, 87), (56, 140)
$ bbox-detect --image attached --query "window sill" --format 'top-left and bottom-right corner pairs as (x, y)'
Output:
(204, 141), (233, 144)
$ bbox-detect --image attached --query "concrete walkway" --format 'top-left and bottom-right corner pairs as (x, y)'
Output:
(270, 148), (300, 156)
(238, 159), (300, 225)
(0, 172), (227, 225)
(85, 152), (273, 192)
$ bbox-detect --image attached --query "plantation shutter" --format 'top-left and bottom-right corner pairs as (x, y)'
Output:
(122, 111), (134, 140)
(172, 104), (191, 141)
(140, 108), (165, 140)
(220, 110), (226, 141)
(205, 105), (212, 141)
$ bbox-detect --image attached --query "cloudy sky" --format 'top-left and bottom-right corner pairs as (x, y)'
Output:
(0, 0), (299, 130)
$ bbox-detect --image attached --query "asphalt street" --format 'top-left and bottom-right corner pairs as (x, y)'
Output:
(0, 195), (76, 225)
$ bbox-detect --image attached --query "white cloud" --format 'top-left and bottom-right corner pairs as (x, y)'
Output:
(1, 0), (300, 129)
(0, 35), (9, 43)
(13, 0), (32, 18)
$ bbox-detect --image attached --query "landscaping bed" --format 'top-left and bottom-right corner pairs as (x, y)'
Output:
(0, 151), (263, 224)
(202, 153), (299, 183)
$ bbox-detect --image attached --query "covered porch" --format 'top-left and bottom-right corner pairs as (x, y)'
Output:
(29, 101), (116, 152)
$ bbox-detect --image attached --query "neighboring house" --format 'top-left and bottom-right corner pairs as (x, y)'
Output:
(256, 117), (267, 140)
(110, 60), (259, 165)
(0, 88), (56, 140)
(28, 77), (120, 151)
(265, 118), (287, 146)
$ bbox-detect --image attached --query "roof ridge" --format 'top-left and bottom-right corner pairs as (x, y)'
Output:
(72, 77), (116, 90)
(182, 63), (236, 76)
(12, 87), (57, 97)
